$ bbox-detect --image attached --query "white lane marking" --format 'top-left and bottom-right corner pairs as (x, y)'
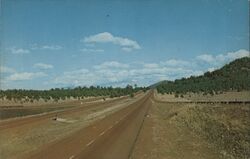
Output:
(108, 125), (113, 130)
(86, 139), (95, 147)
(69, 155), (74, 159)
(99, 131), (106, 136)
(83, 112), (131, 150)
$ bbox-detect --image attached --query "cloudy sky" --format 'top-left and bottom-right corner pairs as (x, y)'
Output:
(0, 0), (249, 90)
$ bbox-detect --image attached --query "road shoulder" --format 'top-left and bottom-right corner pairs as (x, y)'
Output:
(131, 100), (221, 159)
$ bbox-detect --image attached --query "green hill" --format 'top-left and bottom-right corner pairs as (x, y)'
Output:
(157, 57), (250, 95)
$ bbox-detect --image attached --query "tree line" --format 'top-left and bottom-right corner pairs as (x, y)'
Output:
(157, 57), (250, 96)
(0, 85), (149, 102)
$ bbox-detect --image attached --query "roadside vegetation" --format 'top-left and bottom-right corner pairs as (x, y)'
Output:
(0, 85), (148, 103)
(174, 104), (250, 159)
(156, 57), (250, 96)
(155, 57), (250, 159)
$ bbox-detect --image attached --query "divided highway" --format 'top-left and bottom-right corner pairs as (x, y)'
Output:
(18, 91), (152, 159)
(0, 95), (129, 131)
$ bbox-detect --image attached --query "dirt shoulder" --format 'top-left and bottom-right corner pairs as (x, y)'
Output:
(131, 100), (222, 159)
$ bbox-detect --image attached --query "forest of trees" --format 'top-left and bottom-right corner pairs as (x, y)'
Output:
(157, 57), (250, 96)
(1, 57), (249, 101)
(0, 85), (149, 102)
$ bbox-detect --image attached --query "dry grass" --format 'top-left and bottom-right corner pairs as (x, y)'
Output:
(154, 91), (190, 102)
(155, 91), (250, 102)
(184, 91), (250, 102)
(0, 96), (107, 107)
(152, 91), (250, 159)
(173, 103), (250, 159)
(131, 101), (221, 159)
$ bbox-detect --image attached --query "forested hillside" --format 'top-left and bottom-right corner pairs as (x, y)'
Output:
(0, 85), (148, 102)
(157, 57), (250, 95)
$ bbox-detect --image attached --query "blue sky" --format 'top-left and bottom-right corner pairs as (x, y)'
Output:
(0, 0), (249, 89)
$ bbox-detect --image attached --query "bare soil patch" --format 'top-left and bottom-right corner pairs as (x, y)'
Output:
(0, 105), (74, 120)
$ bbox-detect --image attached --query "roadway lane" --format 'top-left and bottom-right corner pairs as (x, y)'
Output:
(23, 91), (152, 159)
(0, 95), (130, 131)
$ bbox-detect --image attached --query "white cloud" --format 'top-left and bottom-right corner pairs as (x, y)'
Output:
(163, 59), (191, 67)
(129, 67), (202, 79)
(53, 60), (203, 87)
(64, 69), (89, 75)
(54, 69), (95, 86)
(4, 48), (248, 88)
(80, 48), (104, 53)
(84, 43), (95, 47)
(82, 32), (141, 51)
(208, 67), (216, 72)
(121, 47), (133, 52)
(34, 63), (54, 69)
(31, 44), (62, 50)
(7, 72), (47, 81)
(226, 49), (250, 59)
(0, 66), (16, 73)
(196, 54), (215, 63)
(9, 47), (30, 54)
(143, 63), (159, 69)
(94, 61), (129, 69)
(41, 45), (62, 50)
(8, 44), (63, 55)
(197, 49), (249, 65)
